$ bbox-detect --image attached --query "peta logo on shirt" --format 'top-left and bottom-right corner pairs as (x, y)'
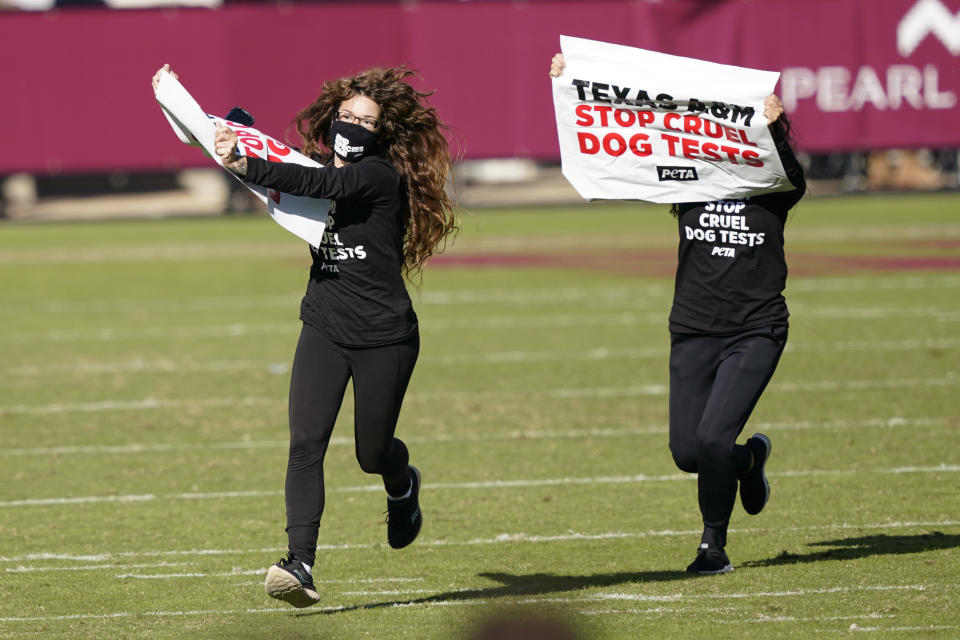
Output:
(657, 166), (699, 181)
(334, 133), (365, 157)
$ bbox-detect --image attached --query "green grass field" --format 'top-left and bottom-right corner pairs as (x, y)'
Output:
(1, 192), (958, 639)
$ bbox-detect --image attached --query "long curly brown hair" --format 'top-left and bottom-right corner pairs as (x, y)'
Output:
(291, 66), (459, 277)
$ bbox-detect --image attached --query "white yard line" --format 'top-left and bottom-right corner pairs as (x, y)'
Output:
(836, 625), (956, 633)
(0, 584), (945, 624)
(6, 337), (958, 378)
(1, 520), (955, 565)
(0, 243), (305, 265)
(2, 322), (298, 345)
(3, 375), (957, 417)
(0, 607), (305, 623)
(1, 417), (950, 458)
(0, 494), (157, 507)
(5, 228), (959, 263)
(4, 303), (960, 345)
(5, 562), (193, 573)
(885, 463), (960, 474)
(3, 274), (958, 319)
(0, 461), (956, 508)
(706, 613), (895, 624)
(0, 396), (275, 416)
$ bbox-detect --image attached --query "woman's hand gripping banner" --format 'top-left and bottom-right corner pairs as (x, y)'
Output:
(553, 36), (794, 204)
(154, 70), (329, 248)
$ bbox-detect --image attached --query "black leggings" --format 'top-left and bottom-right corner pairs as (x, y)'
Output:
(668, 324), (788, 544)
(285, 322), (419, 566)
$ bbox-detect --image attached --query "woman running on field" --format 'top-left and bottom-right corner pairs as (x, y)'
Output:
(153, 63), (458, 607)
(549, 53), (806, 575)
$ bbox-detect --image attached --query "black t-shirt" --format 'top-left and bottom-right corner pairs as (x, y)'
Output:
(244, 155), (417, 346)
(668, 125), (806, 335)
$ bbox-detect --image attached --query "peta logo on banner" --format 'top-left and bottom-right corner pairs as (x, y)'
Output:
(898, 0), (960, 56)
(657, 166), (699, 182)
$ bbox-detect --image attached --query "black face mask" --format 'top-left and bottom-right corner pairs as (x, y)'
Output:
(329, 120), (380, 163)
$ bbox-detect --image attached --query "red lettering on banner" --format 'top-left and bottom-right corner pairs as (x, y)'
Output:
(724, 126), (747, 145)
(661, 133), (681, 156)
(703, 120), (724, 139)
(738, 128), (758, 147)
(575, 104), (594, 126)
(681, 137), (699, 159)
(593, 105), (613, 126)
(742, 150), (763, 167)
(579, 131), (653, 157)
(702, 142), (722, 161)
(720, 145), (740, 163)
(573, 107), (764, 166)
(663, 113), (682, 132)
(578, 131), (600, 154)
(239, 136), (264, 151)
(683, 115), (702, 135)
(603, 133), (627, 156)
(658, 134), (763, 166)
(629, 133), (652, 156)
(267, 139), (292, 156)
(574, 105), (658, 128)
(613, 108), (635, 127)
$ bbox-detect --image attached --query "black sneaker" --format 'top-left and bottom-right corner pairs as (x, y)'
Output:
(264, 553), (320, 608)
(387, 466), (422, 549)
(685, 543), (734, 574)
(740, 433), (772, 515)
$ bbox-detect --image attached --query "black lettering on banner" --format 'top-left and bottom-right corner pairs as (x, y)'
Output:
(611, 85), (631, 104)
(634, 89), (657, 109)
(656, 93), (677, 110)
(710, 101), (730, 120)
(592, 82), (612, 103)
(729, 104), (755, 126)
(572, 79), (590, 100)
(569, 79), (757, 125)
(657, 165), (700, 181)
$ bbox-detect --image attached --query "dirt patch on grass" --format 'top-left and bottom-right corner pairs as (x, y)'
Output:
(431, 249), (960, 277)
(430, 250), (678, 277)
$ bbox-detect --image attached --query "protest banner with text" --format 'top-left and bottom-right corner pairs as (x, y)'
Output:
(553, 36), (794, 204)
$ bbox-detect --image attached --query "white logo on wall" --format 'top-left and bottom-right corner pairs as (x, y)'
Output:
(898, 0), (960, 56)
(780, 0), (958, 113)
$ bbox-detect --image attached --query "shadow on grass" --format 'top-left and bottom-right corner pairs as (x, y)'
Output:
(294, 532), (959, 616)
(296, 568), (692, 616)
(742, 531), (960, 568)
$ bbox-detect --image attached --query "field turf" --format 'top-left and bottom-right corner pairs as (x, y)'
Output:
(1, 192), (958, 639)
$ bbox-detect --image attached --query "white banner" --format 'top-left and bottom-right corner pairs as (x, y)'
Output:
(154, 70), (329, 248)
(553, 36), (793, 204)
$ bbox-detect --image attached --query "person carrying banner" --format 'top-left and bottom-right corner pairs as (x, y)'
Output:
(153, 64), (458, 607)
(549, 53), (806, 575)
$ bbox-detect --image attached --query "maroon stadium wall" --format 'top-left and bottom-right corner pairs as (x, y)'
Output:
(2, 0), (958, 173)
